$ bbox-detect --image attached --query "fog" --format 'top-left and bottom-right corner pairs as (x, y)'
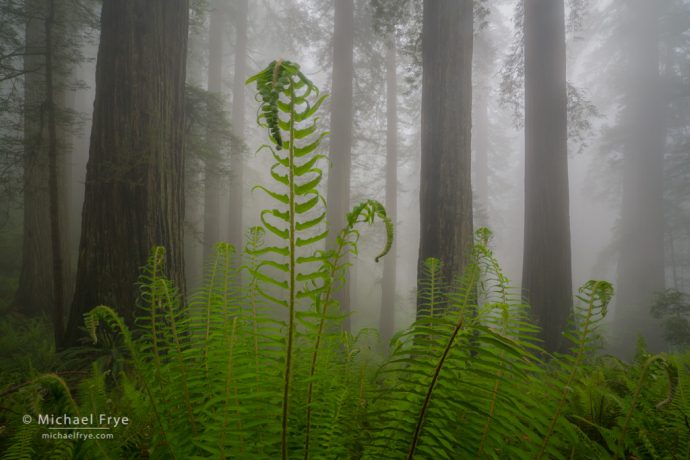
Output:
(2, 0), (689, 357)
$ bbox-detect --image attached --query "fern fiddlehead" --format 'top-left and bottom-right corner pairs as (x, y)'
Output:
(303, 199), (393, 459)
(247, 60), (329, 459)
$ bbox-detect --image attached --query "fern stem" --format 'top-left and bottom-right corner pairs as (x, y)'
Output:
(407, 316), (465, 460)
(407, 264), (478, 460)
(281, 77), (297, 460)
(203, 246), (221, 380)
(476, 369), (504, 458)
(617, 355), (665, 453)
(220, 317), (239, 458)
(163, 285), (198, 436)
(304, 238), (348, 459)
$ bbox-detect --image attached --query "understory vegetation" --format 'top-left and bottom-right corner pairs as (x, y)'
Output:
(1, 61), (689, 459)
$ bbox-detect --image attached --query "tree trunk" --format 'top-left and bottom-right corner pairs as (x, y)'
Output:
(15, 0), (53, 317)
(614, 0), (665, 354)
(14, 0), (70, 322)
(522, 0), (572, 353)
(417, 0), (474, 316)
(473, 29), (492, 229)
(183, 11), (206, 290)
(203, 0), (224, 266)
(326, 0), (354, 332)
(380, 37), (398, 345)
(64, 0), (188, 346)
(228, 0), (248, 252)
(45, 0), (66, 348)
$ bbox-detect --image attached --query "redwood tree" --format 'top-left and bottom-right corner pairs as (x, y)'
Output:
(614, 0), (666, 353)
(522, 0), (572, 353)
(65, 0), (188, 346)
(417, 0), (474, 316)
(325, 0), (355, 330)
(203, 0), (224, 265)
(228, 0), (249, 251)
(379, 37), (398, 344)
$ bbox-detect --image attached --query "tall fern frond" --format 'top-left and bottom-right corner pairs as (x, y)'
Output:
(302, 199), (393, 459)
(247, 59), (330, 459)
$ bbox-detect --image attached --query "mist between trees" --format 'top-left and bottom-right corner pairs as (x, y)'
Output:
(1, 0), (690, 458)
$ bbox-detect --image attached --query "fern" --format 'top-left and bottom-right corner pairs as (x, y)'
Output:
(365, 230), (543, 459)
(247, 59), (331, 459)
(303, 200), (392, 459)
(535, 280), (614, 459)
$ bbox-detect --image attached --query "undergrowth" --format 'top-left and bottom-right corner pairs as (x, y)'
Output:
(1, 61), (687, 459)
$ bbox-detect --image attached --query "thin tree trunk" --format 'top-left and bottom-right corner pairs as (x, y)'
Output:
(380, 37), (398, 345)
(203, 0), (224, 266)
(65, 0), (188, 346)
(522, 0), (572, 353)
(184, 12), (205, 289)
(15, 0), (70, 322)
(228, 0), (248, 252)
(417, 0), (474, 316)
(15, 0), (53, 317)
(326, 0), (354, 332)
(474, 85), (490, 228)
(614, 0), (665, 354)
(45, 0), (65, 348)
(473, 29), (492, 230)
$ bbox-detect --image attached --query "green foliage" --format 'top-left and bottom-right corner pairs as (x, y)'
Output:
(651, 288), (690, 348)
(1, 59), (686, 459)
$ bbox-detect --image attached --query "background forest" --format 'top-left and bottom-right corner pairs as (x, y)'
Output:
(1, 0), (690, 458)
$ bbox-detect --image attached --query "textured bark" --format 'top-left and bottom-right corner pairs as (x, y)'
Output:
(65, 0), (188, 346)
(615, 0), (665, 353)
(380, 38), (398, 344)
(203, 0), (224, 265)
(325, 0), (354, 331)
(417, 0), (474, 316)
(228, 0), (248, 251)
(522, 0), (572, 353)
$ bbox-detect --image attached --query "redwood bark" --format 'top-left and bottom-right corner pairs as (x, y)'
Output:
(417, 0), (474, 316)
(65, 0), (188, 345)
(522, 0), (572, 353)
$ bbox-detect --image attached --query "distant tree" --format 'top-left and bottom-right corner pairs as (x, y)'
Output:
(65, 0), (188, 346)
(228, 0), (249, 252)
(521, 0), (572, 353)
(379, 36), (398, 344)
(326, 0), (355, 331)
(472, 12), (494, 228)
(417, 0), (474, 316)
(614, 0), (666, 352)
(203, 0), (226, 266)
(183, 5), (206, 290)
(12, 0), (85, 327)
(651, 289), (690, 349)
